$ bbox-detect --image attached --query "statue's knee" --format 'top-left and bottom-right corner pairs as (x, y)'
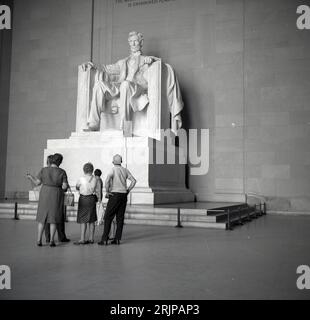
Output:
(120, 80), (130, 91)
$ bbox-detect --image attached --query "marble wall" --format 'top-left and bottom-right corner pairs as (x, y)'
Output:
(5, 0), (310, 212)
(0, 0), (13, 198)
(244, 0), (310, 211)
(5, 0), (93, 198)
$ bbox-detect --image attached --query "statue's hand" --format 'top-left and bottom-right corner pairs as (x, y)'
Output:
(143, 56), (153, 65)
(81, 61), (94, 72)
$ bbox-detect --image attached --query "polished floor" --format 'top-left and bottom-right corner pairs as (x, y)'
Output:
(0, 215), (310, 300)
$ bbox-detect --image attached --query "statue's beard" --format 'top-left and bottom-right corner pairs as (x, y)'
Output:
(130, 46), (141, 54)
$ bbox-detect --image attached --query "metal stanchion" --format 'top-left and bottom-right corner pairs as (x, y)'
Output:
(14, 202), (19, 220)
(263, 202), (267, 215)
(175, 208), (183, 228)
(227, 208), (233, 230)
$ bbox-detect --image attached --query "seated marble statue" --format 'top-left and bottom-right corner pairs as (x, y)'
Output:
(76, 31), (183, 140)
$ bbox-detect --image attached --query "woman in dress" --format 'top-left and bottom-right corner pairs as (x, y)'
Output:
(27, 153), (68, 247)
(43, 153), (71, 244)
(74, 163), (98, 245)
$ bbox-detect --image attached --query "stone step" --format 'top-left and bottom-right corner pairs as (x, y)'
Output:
(17, 208), (39, 215)
(11, 203), (202, 214)
(0, 208), (15, 213)
(14, 215), (223, 229)
(182, 221), (226, 229)
(6, 209), (217, 223)
(124, 219), (179, 227)
(19, 203), (39, 209)
(0, 201), (260, 230)
(181, 214), (217, 223)
(30, 205), (181, 215)
(0, 206), (15, 219)
(206, 203), (249, 216)
(13, 205), (217, 223)
(124, 219), (226, 229)
(128, 206), (178, 214)
(125, 212), (216, 223)
(0, 203), (15, 209)
(17, 215), (36, 221)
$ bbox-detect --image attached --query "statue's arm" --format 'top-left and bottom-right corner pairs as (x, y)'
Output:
(143, 56), (160, 65)
(105, 63), (121, 75)
(80, 61), (120, 74)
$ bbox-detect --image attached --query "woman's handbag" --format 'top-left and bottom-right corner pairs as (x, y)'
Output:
(96, 202), (105, 225)
(64, 186), (75, 206)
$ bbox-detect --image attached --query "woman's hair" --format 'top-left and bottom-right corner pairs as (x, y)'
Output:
(53, 153), (63, 167)
(94, 169), (102, 177)
(46, 155), (54, 166)
(83, 162), (94, 174)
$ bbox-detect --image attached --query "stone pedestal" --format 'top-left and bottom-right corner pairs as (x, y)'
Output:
(30, 130), (194, 205)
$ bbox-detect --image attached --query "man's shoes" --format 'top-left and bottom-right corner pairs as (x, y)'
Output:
(111, 239), (120, 245)
(49, 241), (56, 247)
(37, 241), (42, 247)
(98, 240), (109, 246)
(60, 238), (70, 243)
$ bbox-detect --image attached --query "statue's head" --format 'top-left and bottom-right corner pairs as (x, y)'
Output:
(112, 154), (122, 165)
(128, 31), (143, 54)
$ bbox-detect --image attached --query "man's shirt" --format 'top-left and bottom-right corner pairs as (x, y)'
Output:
(107, 165), (135, 193)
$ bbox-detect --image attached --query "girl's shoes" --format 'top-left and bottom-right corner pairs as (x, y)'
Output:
(73, 240), (87, 245)
(98, 240), (109, 246)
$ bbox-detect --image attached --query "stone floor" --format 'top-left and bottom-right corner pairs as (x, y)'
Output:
(0, 215), (310, 300)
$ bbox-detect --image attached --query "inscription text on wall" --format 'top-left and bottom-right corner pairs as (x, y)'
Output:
(115, 0), (176, 8)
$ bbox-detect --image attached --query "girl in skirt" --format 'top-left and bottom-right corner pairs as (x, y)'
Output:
(74, 163), (98, 245)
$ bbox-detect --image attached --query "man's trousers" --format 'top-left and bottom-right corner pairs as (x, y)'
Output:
(101, 193), (128, 241)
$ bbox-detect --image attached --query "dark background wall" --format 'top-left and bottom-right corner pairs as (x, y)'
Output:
(0, 0), (13, 198)
(4, 0), (310, 212)
(5, 0), (92, 198)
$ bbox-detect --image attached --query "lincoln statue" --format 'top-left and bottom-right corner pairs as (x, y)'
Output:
(76, 31), (184, 140)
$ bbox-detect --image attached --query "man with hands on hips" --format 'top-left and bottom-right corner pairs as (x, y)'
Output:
(98, 154), (136, 245)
